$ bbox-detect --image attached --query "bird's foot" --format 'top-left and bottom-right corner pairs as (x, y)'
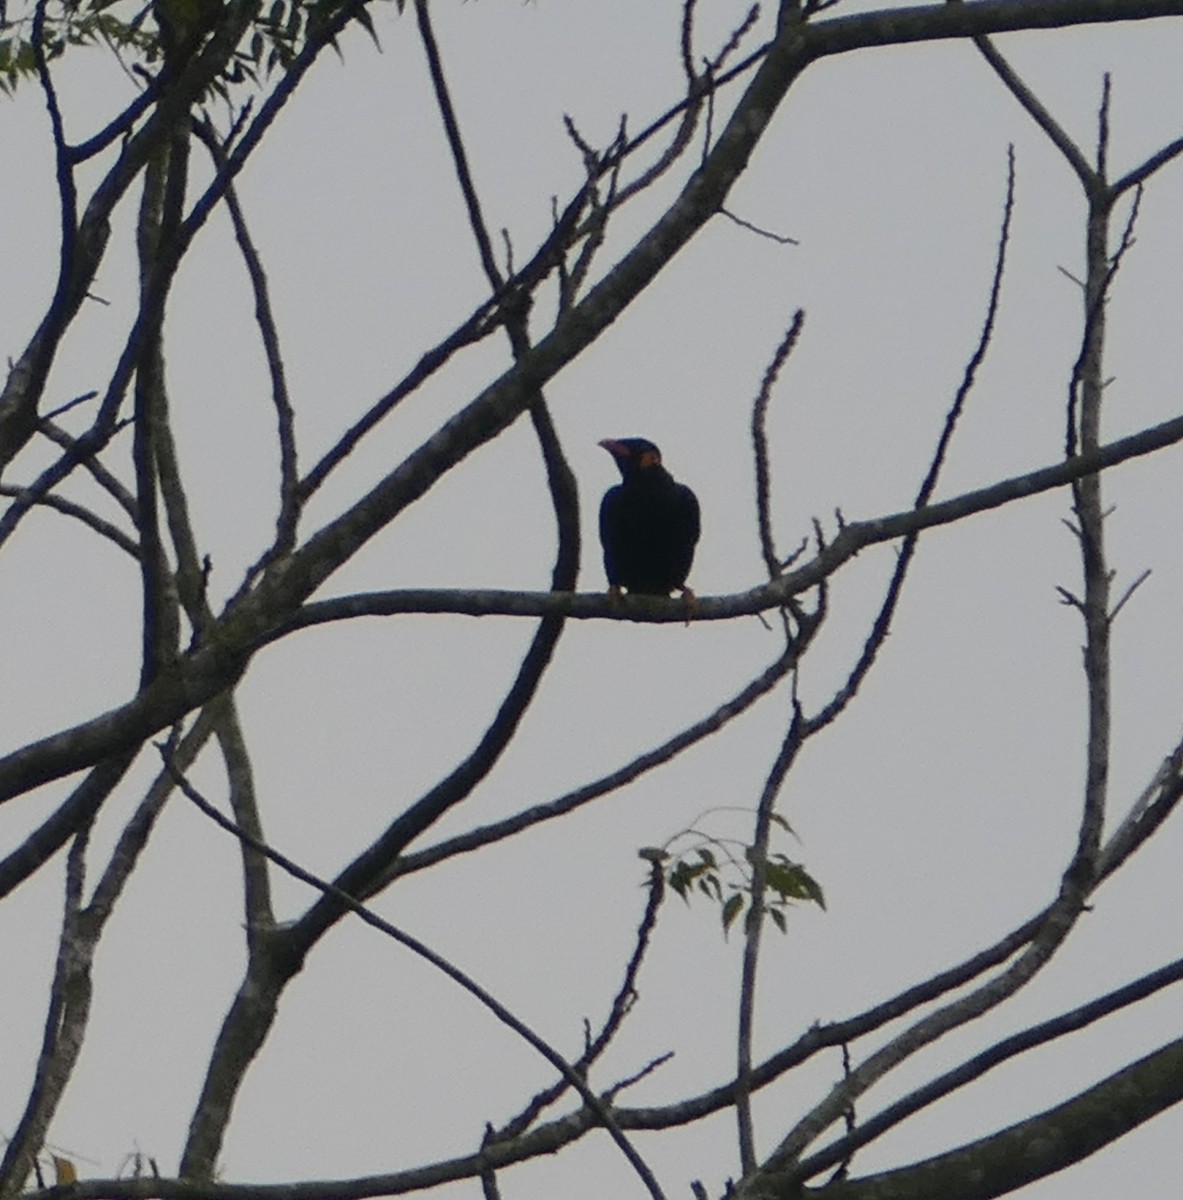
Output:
(677, 586), (697, 625)
(606, 584), (624, 608)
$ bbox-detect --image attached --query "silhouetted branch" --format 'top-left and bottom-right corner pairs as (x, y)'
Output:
(415, 0), (503, 291)
(789, 955), (1183, 1185)
(37, 417), (138, 519)
(194, 118), (299, 568)
(167, 757), (668, 1200)
(379, 637), (814, 888)
(973, 32), (1092, 187)
(752, 310), (806, 580)
(0, 824), (91, 1197)
(494, 856), (668, 1141)
(0, 485), (139, 558)
(793, 1035), (1183, 1200)
(1097, 730), (1183, 880)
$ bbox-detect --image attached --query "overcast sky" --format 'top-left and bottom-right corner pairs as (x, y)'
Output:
(3, 2), (1183, 1197)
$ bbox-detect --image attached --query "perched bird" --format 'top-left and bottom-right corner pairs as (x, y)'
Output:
(598, 438), (700, 600)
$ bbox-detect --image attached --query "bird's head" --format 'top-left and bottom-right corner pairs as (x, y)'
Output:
(599, 438), (664, 481)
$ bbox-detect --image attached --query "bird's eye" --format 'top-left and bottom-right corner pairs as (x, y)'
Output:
(639, 450), (661, 468)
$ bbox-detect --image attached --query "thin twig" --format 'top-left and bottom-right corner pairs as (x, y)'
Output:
(415, 0), (503, 290)
(377, 636), (816, 889)
(738, 149), (1020, 1171)
(1108, 566), (1150, 623)
(1111, 131), (1183, 197)
(752, 311), (805, 579)
(32, 0), (78, 295)
(194, 118), (299, 568)
(494, 858), (668, 1141)
(37, 418), (138, 519)
(973, 31), (1091, 188)
(719, 208), (799, 245)
(680, 0), (699, 87)
(41, 391), (98, 421)
(0, 486), (139, 558)
(804, 145), (1016, 739)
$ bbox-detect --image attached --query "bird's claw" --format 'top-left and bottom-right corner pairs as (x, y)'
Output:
(678, 586), (697, 626)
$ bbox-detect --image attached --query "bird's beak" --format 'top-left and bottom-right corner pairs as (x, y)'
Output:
(598, 438), (628, 460)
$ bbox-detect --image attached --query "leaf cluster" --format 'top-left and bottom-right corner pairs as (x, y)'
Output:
(666, 813), (825, 939)
(0, 0), (393, 98)
(0, 0), (154, 95)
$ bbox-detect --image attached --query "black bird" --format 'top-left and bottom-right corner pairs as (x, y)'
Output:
(599, 438), (700, 599)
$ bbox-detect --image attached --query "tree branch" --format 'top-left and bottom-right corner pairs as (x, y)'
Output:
(802, 1036), (1183, 1200)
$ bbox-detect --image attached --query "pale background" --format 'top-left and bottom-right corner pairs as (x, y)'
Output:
(2, 1), (1182, 1196)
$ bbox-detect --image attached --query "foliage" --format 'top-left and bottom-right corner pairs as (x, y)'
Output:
(0, 0), (392, 96)
(665, 812), (826, 938)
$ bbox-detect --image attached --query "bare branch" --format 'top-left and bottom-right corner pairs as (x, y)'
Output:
(37, 417), (138, 520)
(1098, 728), (1183, 881)
(415, 0), (503, 290)
(1111, 131), (1183, 196)
(1064, 81), (1122, 886)
(972, 32), (1092, 188)
(0, 485), (139, 558)
(752, 311), (806, 579)
(719, 208), (800, 245)
(802, 145), (1015, 737)
(493, 857), (668, 1141)
(1108, 566), (1151, 623)
(194, 118), (299, 568)
(790, 956), (1183, 1184)
(680, 0), (699, 87)
(2, 393), (1181, 821)
(209, 697), (276, 946)
(0, 752), (138, 902)
(794, 1036), (1183, 1200)
(380, 639), (813, 888)
(168, 757), (668, 1200)
(737, 707), (804, 1173)
(0, 825), (91, 1198)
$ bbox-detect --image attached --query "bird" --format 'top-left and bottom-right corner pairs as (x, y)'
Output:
(598, 438), (700, 601)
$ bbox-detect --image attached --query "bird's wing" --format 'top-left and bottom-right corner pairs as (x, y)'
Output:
(677, 484), (701, 547)
(599, 485), (626, 585)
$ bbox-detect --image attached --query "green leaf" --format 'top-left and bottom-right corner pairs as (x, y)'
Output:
(721, 892), (743, 936)
(668, 865), (691, 900)
(764, 858), (826, 910)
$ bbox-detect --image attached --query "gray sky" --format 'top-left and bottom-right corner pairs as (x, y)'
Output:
(3, 2), (1183, 1197)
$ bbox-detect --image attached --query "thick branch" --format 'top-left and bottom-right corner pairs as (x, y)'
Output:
(2, 407), (1181, 812)
(802, 1036), (1183, 1200)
